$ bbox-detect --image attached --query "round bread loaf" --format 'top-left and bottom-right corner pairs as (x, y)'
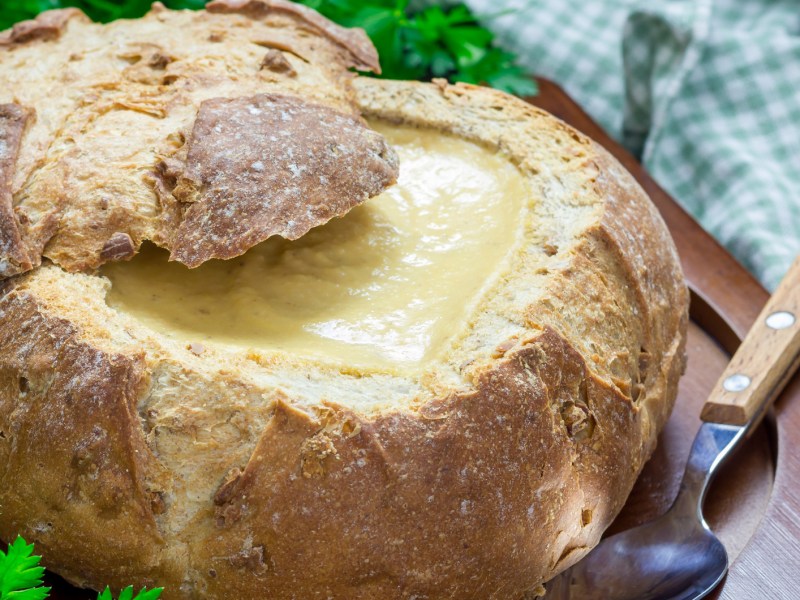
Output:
(0, 3), (688, 599)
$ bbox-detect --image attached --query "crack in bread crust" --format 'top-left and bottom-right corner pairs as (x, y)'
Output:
(0, 103), (34, 276)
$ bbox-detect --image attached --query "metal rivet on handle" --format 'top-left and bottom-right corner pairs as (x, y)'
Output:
(723, 373), (751, 393)
(765, 311), (795, 330)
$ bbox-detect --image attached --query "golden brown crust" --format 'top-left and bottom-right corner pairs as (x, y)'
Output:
(260, 48), (297, 75)
(588, 145), (689, 446)
(100, 232), (137, 262)
(0, 4), (391, 277)
(0, 13), (687, 600)
(206, 0), (380, 73)
(194, 328), (646, 599)
(0, 286), (169, 589)
(158, 93), (398, 266)
(0, 103), (34, 276)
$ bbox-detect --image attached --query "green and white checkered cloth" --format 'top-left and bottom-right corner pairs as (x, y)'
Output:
(461, 0), (800, 291)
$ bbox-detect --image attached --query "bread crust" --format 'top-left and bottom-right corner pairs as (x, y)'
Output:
(0, 103), (34, 276)
(0, 7), (688, 600)
(0, 288), (168, 588)
(0, 8), (86, 47)
(205, 0), (380, 73)
(0, 5), (395, 276)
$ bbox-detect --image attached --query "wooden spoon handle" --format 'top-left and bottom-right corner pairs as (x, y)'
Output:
(701, 256), (800, 426)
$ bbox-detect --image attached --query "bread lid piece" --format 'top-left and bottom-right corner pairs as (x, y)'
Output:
(0, 3), (398, 277)
(156, 93), (397, 266)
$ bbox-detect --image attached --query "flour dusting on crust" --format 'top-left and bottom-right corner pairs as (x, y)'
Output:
(160, 94), (398, 267)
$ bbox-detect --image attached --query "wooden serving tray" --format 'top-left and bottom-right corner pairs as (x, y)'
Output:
(42, 80), (800, 598)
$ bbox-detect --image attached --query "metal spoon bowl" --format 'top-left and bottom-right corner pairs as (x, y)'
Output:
(543, 422), (742, 600)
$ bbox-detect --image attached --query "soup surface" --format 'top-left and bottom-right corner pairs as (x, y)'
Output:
(103, 124), (527, 369)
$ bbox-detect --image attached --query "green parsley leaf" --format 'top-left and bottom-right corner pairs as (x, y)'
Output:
(0, 536), (51, 600)
(97, 585), (163, 600)
(453, 47), (538, 96)
(342, 0), (538, 96)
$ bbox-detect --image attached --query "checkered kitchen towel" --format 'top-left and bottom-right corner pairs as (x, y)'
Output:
(460, 0), (800, 291)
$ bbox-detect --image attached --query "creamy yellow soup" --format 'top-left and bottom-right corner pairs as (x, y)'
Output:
(102, 124), (526, 369)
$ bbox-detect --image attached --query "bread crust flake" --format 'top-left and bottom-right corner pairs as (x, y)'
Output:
(158, 93), (398, 267)
(0, 8), (86, 47)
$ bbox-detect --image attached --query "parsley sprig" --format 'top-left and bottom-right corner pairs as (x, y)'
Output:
(97, 586), (163, 600)
(0, 536), (162, 600)
(0, 537), (50, 600)
(300, 0), (536, 95)
(0, 0), (536, 96)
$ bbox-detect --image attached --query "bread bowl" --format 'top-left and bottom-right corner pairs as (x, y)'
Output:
(0, 2), (689, 599)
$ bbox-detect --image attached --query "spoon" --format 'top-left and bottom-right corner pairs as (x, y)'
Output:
(543, 255), (800, 600)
